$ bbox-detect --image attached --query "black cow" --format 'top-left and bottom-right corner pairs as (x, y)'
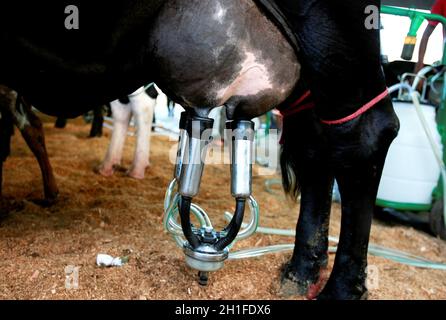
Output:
(54, 105), (108, 138)
(0, 1), (398, 299)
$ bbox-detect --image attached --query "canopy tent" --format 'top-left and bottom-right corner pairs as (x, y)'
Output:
(382, 0), (436, 10)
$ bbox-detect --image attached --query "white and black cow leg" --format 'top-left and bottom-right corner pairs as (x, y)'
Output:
(96, 100), (131, 177)
(127, 88), (156, 180)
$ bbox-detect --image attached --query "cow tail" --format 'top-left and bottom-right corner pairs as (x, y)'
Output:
(280, 118), (301, 201)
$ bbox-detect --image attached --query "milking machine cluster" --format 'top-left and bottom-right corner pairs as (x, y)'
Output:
(163, 111), (260, 285)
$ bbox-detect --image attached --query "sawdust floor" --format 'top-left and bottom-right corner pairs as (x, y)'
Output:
(1, 116), (446, 300)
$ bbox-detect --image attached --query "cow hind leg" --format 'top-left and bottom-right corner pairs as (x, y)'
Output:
(127, 93), (155, 179)
(276, 0), (400, 299)
(0, 87), (27, 216)
(89, 106), (105, 138)
(16, 96), (59, 206)
(54, 117), (67, 129)
(316, 100), (398, 300)
(96, 100), (131, 177)
(279, 110), (333, 299)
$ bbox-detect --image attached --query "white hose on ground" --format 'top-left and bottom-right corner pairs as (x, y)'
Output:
(226, 217), (446, 269)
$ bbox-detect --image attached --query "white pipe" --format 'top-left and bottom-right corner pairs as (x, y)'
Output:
(225, 215), (440, 263)
(411, 66), (434, 92)
(224, 213), (339, 243)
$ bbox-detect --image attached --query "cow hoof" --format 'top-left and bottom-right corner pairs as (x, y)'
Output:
(38, 190), (59, 207)
(88, 132), (103, 138)
(31, 197), (57, 208)
(127, 164), (148, 180)
(317, 285), (368, 300)
(94, 165), (115, 177)
(280, 275), (309, 298)
(0, 198), (25, 217)
(127, 170), (145, 180)
(280, 263), (329, 299)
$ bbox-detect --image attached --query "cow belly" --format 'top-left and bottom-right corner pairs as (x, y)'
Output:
(148, 0), (300, 118)
(0, 0), (167, 115)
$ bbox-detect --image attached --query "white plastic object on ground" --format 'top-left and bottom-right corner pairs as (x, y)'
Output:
(96, 254), (125, 267)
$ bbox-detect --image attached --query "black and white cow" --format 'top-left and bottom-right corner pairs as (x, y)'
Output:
(97, 85), (158, 179)
(0, 85), (58, 205)
(0, 84), (159, 204)
(0, 1), (398, 299)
